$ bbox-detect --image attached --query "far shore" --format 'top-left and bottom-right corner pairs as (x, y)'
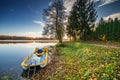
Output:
(0, 40), (59, 44)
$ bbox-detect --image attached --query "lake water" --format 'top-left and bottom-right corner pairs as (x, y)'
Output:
(0, 42), (56, 80)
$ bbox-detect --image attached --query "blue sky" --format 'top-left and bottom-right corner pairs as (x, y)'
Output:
(96, 0), (120, 22)
(0, 0), (120, 37)
(0, 0), (52, 37)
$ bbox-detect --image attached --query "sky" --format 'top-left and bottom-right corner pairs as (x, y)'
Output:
(0, 0), (120, 37)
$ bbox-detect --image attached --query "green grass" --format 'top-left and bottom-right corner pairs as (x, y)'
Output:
(80, 40), (120, 47)
(48, 42), (120, 80)
(1, 73), (12, 80)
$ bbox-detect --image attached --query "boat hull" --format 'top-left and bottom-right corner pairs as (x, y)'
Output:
(21, 52), (48, 70)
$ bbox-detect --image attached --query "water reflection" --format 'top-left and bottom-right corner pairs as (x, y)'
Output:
(0, 42), (56, 80)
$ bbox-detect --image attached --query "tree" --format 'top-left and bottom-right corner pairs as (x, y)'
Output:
(94, 17), (120, 41)
(67, 0), (97, 40)
(114, 18), (119, 41)
(43, 0), (66, 43)
(67, 1), (81, 40)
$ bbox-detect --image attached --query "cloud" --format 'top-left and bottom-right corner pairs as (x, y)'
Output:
(64, 0), (100, 14)
(20, 32), (42, 38)
(64, 0), (118, 12)
(64, 0), (75, 13)
(94, 0), (100, 2)
(33, 20), (45, 27)
(98, 0), (118, 7)
(103, 13), (120, 21)
(49, 1), (53, 6)
(90, 0), (99, 3)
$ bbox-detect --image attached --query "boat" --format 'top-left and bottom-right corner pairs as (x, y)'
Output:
(21, 47), (50, 70)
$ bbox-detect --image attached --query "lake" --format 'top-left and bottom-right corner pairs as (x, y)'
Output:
(0, 42), (56, 80)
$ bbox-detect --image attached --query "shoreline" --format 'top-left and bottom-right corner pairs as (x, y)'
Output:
(31, 42), (120, 80)
(0, 40), (58, 44)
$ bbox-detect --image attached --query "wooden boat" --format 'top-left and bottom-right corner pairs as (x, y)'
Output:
(21, 48), (50, 70)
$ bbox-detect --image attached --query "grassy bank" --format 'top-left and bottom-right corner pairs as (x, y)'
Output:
(47, 42), (120, 80)
(80, 40), (120, 47)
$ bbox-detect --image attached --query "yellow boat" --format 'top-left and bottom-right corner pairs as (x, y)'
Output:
(21, 48), (49, 70)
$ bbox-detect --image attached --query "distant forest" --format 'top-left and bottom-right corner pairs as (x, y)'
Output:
(91, 17), (120, 41)
(0, 35), (54, 40)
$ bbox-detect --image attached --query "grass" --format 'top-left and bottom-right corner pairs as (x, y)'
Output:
(47, 42), (120, 80)
(80, 40), (120, 47)
(1, 73), (12, 80)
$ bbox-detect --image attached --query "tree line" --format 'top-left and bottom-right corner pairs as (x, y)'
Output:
(0, 35), (53, 40)
(92, 17), (120, 41)
(42, 0), (120, 43)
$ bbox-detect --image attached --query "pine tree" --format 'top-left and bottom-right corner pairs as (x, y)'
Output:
(67, 0), (97, 40)
(77, 0), (97, 40)
(94, 17), (120, 41)
(114, 18), (119, 41)
(67, 1), (80, 40)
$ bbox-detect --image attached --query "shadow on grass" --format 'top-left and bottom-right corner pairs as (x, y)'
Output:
(56, 43), (67, 47)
